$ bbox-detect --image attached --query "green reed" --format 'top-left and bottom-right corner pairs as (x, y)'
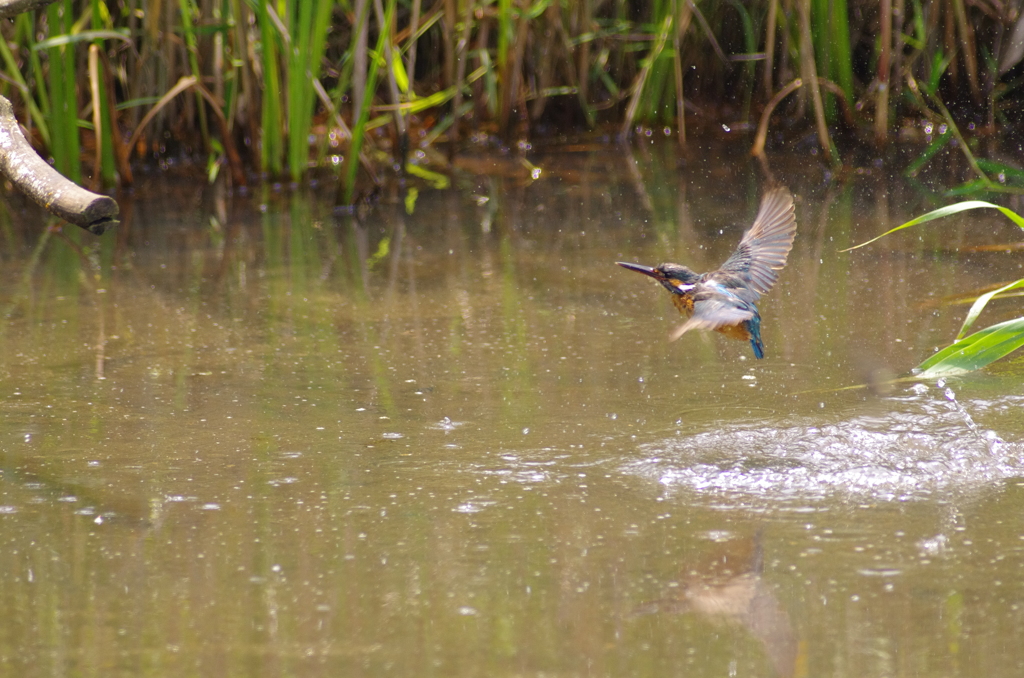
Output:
(258, 0), (284, 176)
(847, 201), (1024, 377)
(287, 0), (334, 182)
(45, 0), (80, 183)
(342, 0), (396, 204)
(811, 0), (852, 120)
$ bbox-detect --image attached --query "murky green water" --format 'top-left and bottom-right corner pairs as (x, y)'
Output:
(2, 144), (1024, 676)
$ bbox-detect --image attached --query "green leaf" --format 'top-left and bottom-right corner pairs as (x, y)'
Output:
(975, 159), (1024, 185)
(526, 0), (551, 20)
(392, 55), (410, 94)
(916, 317), (1024, 377)
(405, 187), (419, 215)
(945, 178), (1002, 196)
(842, 200), (1024, 251)
(367, 237), (391, 269)
(32, 29), (131, 50)
(407, 164), (450, 189)
(956, 278), (1024, 339)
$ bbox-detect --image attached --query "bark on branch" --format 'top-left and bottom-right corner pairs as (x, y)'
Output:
(0, 0), (61, 19)
(0, 96), (118, 235)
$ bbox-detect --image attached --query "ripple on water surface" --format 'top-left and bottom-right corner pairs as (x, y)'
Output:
(623, 393), (1023, 506)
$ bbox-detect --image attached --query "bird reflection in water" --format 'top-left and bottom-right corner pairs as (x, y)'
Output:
(633, 532), (800, 678)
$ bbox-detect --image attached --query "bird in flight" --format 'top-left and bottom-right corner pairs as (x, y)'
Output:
(617, 187), (797, 359)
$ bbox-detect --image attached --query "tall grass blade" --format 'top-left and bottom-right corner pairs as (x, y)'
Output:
(843, 200), (1024, 251)
(288, 0), (334, 181)
(46, 0), (80, 182)
(621, 14), (672, 139)
(258, 0), (284, 175)
(916, 317), (1024, 377)
(956, 279), (1024, 340)
(343, 0), (396, 204)
(846, 200), (1024, 376)
(372, 0), (407, 166)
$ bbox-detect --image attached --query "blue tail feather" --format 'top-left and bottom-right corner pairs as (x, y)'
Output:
(746, 315), (765, 359)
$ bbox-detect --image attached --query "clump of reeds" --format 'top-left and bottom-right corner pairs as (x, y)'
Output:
(1, 0), (1021, 199)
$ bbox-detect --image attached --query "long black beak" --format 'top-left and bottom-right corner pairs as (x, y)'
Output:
(616, 261), (660, 279)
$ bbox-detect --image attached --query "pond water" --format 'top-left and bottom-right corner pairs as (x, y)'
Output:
(2, 141), (1024, 677)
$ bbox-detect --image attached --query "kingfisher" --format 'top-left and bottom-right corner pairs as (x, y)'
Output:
(617, 187), (797, 359)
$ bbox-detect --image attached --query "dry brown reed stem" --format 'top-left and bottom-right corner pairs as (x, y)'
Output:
(688, 0), (729, 63)
(763, 0), (778, 96)
(876, 0), (892, 145)
(892, 0), (906, 124)
(191, 83), (247, 187)
(577, 0), (591, 112)
(951, 0), (981, 100)
(529, 5), (556, 120)
(443, 0), (456, 92)
(126, 77), (198, 153)
(543, 5), (591, 126)
(751, 77), (803, 158)
(231, 0), (256, 144)
(499, 10), (530, 139)
(673, 0), (693, 147)
(751, 76), (853, 159)
(101, 51), (133, 185)
(451, 0), (475, 151)
(125, 76), (246, 187)
(406, 0), (423, 89)
(88, 44), (102, 190)
(797, 0), (832, 162)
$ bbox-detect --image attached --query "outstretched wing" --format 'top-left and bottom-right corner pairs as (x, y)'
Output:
(717, 187), (797, 299)
(668, 285), (756, 342)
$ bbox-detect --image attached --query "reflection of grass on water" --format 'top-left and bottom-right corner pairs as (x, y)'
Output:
(848, 202), (1024, 377)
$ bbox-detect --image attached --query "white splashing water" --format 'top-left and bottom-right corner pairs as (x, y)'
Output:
(622, 388), (1022, 505)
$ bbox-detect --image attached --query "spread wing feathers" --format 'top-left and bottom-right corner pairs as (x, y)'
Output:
(668, 295), (755, 342)
(718, 187), (797, 298)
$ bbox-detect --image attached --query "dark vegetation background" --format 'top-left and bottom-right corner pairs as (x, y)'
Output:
(3, 0), (1024, 197)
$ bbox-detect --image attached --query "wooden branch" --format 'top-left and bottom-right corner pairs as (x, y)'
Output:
(0, 0), (59, 19)
(0, 96), (118, 235)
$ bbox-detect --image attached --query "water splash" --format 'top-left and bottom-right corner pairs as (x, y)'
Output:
(622, 391), (1020, 505)
(936, 377), (1003, 454)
